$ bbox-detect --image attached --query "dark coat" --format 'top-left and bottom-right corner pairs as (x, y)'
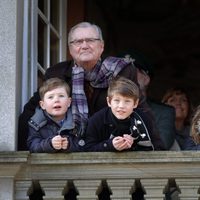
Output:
(147, 99), (176, 149)
(18, 59), (137, 150)
(175, 126), (190, 150)
(27, 107), (82, 153)
(18, 58), (165, 150)
(84, 107), (164, 151)
(184, 136), (200, 150)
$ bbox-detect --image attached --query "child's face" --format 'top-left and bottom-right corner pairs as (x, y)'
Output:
(107, 94), (139, 120)
(39, 87), (71, 121)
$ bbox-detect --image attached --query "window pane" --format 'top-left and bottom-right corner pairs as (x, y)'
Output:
(50, 0), (59, 30)
(38, 0), (48, 16)
(38, 16), (47, 68)
(38, 69), (45, 88)
(50, 30), (59, 66)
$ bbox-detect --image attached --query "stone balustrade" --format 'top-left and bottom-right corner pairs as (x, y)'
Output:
(0, 151), (200, 200)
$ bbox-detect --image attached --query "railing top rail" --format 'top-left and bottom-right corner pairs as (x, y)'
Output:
(1, 151), (200, 164)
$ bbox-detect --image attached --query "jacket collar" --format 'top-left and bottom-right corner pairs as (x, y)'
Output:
(29, 107), (74, 131)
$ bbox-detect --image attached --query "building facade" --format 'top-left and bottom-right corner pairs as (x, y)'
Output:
(1, 1), (200, 199)
(0, 0), (67, 152)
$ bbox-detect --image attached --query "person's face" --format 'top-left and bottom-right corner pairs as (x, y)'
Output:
(165, 93), (189, 121)
(136, 68), (150, 91)
(69, 27), (104, 71)
(107, 94), (139, 120)
(40, 87), (71, 122)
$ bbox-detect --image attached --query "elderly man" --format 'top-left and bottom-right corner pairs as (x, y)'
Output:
(18, 22), (164, 151)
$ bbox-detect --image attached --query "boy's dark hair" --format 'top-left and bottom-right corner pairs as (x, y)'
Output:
(107, 76), (139, 101)
(39, 78), (71, 100)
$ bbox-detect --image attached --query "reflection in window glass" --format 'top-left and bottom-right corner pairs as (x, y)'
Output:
(50, 0), (59, 30)
(38, 0), (48, 16)
(38, 69), (45, 88)
(37, 0), (65, 75)
(38, 16), (47, 69)
(50, 30), (59, 66)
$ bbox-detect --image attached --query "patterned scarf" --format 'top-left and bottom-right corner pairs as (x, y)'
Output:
(72, 56), (131, 136)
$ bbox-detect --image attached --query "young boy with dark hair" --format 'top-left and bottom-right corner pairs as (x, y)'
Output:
(84, 76), (156, 152)
(27, 78), (81, 153)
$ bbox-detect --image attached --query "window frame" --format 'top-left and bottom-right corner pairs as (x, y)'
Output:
(21, 0), (67, 110)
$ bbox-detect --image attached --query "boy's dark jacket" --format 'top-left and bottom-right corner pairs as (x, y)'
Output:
(18, 59), (138, 150)
(18, 59), (165, 150)
(27, 107), (82, 153)
(84, 107), (163, 151)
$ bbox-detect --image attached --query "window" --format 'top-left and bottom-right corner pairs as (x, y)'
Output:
(37, 0), (67, 85)
(21, 0), (66, 109)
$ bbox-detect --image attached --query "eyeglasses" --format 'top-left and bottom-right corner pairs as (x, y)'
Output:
(69, 38), (101, 47)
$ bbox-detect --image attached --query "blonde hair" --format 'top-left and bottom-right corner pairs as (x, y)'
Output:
(190, 105), (200, 144)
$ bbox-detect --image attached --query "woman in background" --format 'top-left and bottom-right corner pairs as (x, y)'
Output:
(162, 87), (193, 150)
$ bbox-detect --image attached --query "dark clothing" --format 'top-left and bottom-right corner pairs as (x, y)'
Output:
(147, 99), (176, 149)
(18, 61), (73, 150)
(18, 58), (164, 151)
(27, 108), (82, 153)
(84, 107), (164, 151)
(176, 126), (190, 150)
(184, 136), (200, 150)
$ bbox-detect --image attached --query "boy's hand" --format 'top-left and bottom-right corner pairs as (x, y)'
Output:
(112, 136), (133, 151)
(52, 135), (63, 149)
(61, 137), (69, 149)
(51, 135), (69, 150)
(123, 134), (134, 147)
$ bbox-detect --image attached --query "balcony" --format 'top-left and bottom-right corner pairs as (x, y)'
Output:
(1, 151), (200, 199)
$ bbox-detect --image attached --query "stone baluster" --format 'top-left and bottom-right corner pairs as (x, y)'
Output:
(74, 180), (101, 200)
(107, 179), (135, 200)
(141, 179), (168, 199)
(0, 178), (15, 200)
(175, 178), (200, 200)
(15, 180), (32, 200)
(39, 180), (67, 200)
